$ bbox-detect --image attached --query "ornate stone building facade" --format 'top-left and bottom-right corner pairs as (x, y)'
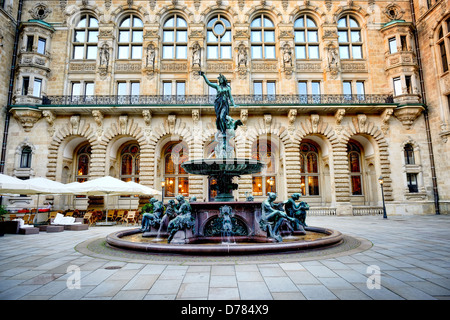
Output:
(0, 0), (448, 216)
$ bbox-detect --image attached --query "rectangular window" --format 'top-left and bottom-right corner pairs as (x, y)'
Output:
(85, 83), (95, 96)
(22, 77), (30, 96)
(118, 46), (129, 59)
(407, 173), (418, 193)
(253, 81), (263, 100)
(37, 38), (46, 55)
(251, 46), (263, 59)
(130, 82), (140, 96)
(356, 81), (365, 101)
(117, 82), (127, 96)
(267, 81), (276, 100)
(405, 76), (412, 94)
(26, 36), (34, 52)
(389, 37), (397, 54)
(252, 176), (263, 196)
(73, 46), (84, 59)
(351, 176), (363, 195)
(311, 81), (321, 103)
(265, 46), (276, 59)
(400, 36), (407, 51)
(86, 46), (97, 60)
(393, 77), (402, 96)
(176, 81), (185, 99)
(343, 81), (352, 100)
(71, 82), (81, 100)
(163, 81), (172, 97)
(131, 46), (142, 59)
(33, 78), (42, 97)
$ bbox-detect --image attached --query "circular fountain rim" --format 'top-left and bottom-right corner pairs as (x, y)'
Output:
(106, 226), (343, 255)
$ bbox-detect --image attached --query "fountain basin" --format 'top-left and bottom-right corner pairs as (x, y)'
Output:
(106, 226), (343, 255)
(181, 158), (264, 201)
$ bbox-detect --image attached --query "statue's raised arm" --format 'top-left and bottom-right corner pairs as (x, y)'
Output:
(199, 71), (219, 90)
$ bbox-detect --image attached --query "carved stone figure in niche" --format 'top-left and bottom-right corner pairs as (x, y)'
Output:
(192, 42), (201, 67)
(328, 46), (339, 70)
(237, 44), (247, 68)
(99, 43), (110, 67)
(282, 44), (292, 67)
(146, 43), (155, 70)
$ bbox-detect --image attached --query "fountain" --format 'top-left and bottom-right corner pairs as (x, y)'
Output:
(106, 71), (343, 255)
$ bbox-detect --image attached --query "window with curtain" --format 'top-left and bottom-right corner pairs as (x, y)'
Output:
(294, 15), (319, 60)
(118, 14), (143, 60)
(163, 142), (189, 197)
(252, 139), (276, 196)
(20, 146), (32, 168)
(338, 15), (363, 59)
(162, 15), (188, 59)
(73, 14), (98, 60)
(299, 142), (320, 196)
(207, 14), (232, 60)
(404, 143), (415, 165)
(120, 143), (140, 182)
(76, 144), (91, 183)
(348, 142), (363, 195)
(250, 14), (275, 59)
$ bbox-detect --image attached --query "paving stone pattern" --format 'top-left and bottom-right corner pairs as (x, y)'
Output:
(0, 215), (449, 300)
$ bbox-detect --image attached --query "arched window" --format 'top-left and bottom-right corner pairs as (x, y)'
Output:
(20, 146), (32, 168)
(299, 142), (319, 196)
(338, 15), (363, 59)
(250, 14), (275, 59)
(162, 14), (188, 59)
(207, 14), (232, 60)
(76, 144), (91, 182)
(120, 143), (140, 182)
(347, 142), (363, 195)
(72, 14), (98, 59)
(163, 142), (189, 197)
(117, 14), (143, 59)
(252, 138), (276, 196)
(404, 143), (415, 165)
(436, 17), (449, 73)
(294, 15), (319, 59)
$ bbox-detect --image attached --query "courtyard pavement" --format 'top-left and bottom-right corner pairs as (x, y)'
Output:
(0, 215), (449, 301)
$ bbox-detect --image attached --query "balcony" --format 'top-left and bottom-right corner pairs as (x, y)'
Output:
(9, 94), (396, 116)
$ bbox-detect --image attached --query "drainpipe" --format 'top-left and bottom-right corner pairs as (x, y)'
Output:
(0, 0), (24, 174)
(409, 0), (440, 215)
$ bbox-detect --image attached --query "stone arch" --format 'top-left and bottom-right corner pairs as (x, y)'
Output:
(46, 119), (97, 181)
(341, 118), (393, 201)
(200, 5), (238, 23)
(289, 3), (326, 24)
(245, 4), (284, 25)
(333, 4), (370, 25)
(100, 116), (150, 184)
(145, 117), (194, 189)
(109, 4), (150, 24)
(291, 117), (339, 200)
(65, 5), (104, 26)
(156, 4), (195, 24)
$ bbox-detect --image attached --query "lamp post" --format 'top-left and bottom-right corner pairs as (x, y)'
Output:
(378, 176), (387, 219)
(161, 180), (165, 204)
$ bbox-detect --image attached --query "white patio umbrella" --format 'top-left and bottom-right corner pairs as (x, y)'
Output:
(66, 176), (137, 223)
(0, 173), (32, 194)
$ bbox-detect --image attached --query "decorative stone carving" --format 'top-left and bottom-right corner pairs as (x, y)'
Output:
(282, 43), (293, 76)
(119, 115), (128, 134)
(168, 114), (176, 133)
(29, 3), (52, 20)
(357, 114), (367, 132)
(381, 108), (394, 134)
(288, 109), (297, 134)
(145, 43), (156, 77)
(311, 114), (319, 133)
(142, 110), (152, 137)
(192, 109), (200, 124)
(42, 110), (55, 135)
(393, 106), (424, 130)
(92, 110), (104, 139)
(70, 115), (80, 133)
(236, 42), (248, 78)
(9, 108), (35, 132)
(192, 41), (201, 68)
(240, 109), (248, 131)
(384, 2), (405, 21)
(326, 43), (340, 79)
(264, 114), (272, 131)
(334, 109), (345, 134)
(161, 62), (187, 72)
